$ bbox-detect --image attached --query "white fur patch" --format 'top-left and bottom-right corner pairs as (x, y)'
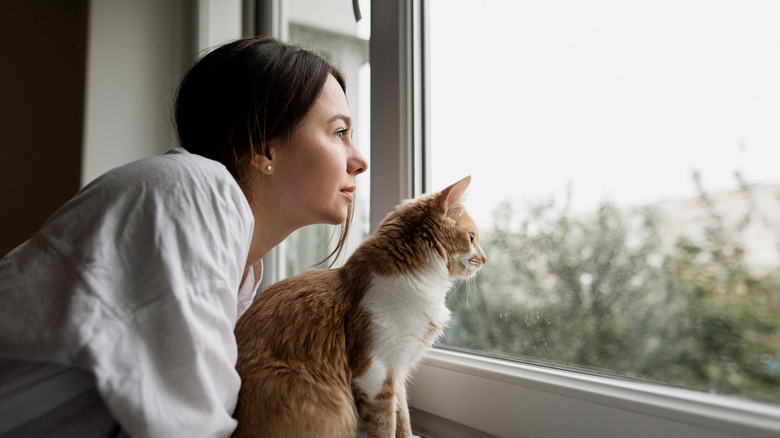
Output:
(352, 361), (388, 400)
(353, 256), (453, 399)
(457, 248), (481, 276)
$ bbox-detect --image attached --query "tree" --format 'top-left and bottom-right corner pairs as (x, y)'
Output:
(441, 186), (780, 403)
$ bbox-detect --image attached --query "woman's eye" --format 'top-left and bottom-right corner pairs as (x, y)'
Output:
(469, 232), (475, 242)
(336, 129), (348, 139)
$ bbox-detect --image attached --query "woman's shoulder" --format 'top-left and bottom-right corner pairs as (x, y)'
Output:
(37, 148), (253, 254)
(102, 147), (234, 190)
(76, 148), (246, 214)
(22, 148), (254, 308)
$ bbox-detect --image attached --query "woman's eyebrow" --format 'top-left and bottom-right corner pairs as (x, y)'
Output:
(327, 114), (352, 126)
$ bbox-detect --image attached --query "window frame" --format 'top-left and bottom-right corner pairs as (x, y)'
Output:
(370, 1), (780, 437)
(368, 0), (420, 229)
(409, 349), (780, 437)
(255, 0), (780, 435)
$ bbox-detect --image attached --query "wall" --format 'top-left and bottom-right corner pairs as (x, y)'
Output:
(0, 0), (89, 256)
(0, 0), (197, 256)
(82, 0), (194, 185)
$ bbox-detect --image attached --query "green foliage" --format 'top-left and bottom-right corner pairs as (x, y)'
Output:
(442, 190), (780, 404)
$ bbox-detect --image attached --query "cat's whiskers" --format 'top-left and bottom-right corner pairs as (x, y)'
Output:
(455, 252), (483, 277)
(454, 276), (479, 312)
(454, 254), (474, 274)
(448, 253), (483, 312)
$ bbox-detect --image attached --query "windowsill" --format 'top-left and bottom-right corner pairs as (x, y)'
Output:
(408, 348), (780, 438)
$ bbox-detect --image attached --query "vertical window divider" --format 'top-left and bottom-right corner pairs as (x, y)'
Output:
(369, 0), (417, 232)
(411, 0), (429, 197)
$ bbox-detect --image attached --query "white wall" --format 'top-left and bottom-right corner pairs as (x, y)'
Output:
(81, 0), (245, 186)
(81, 0), (194, 185)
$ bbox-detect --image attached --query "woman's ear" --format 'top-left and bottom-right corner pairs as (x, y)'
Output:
(250, 139), (281, 175)
(251, 152), (274, 175)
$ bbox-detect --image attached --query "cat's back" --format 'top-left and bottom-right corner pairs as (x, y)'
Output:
(241, 269), (343, 315)
(235, 268), (350, 350)
(233, 268), (362, 438)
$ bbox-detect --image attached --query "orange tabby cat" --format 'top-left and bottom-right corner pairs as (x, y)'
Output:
(232, 176), (486, 438)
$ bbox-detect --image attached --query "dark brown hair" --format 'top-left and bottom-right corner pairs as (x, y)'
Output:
(175, 36), (352, 264)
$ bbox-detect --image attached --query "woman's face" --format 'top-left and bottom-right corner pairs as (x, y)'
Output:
(271, 74), (368, 227)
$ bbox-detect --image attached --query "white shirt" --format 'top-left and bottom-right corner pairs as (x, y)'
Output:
(0, 148), (257, 437)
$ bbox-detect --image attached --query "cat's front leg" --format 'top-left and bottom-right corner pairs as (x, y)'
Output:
(353, 367), (400, 438)
(394, 380), (419, 438)
(356, 391), (397, 438)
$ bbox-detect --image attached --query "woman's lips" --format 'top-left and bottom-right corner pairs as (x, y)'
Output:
(341, 186), (356, 202)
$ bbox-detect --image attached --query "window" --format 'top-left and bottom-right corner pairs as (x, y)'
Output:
(414, 0), (780, 436)
(428, 0), (780, 404)
(258, 0), (371, 286)
(261, 0), (780, 436)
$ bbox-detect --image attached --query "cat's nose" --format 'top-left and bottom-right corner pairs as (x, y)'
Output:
(481, 256), (487, 264)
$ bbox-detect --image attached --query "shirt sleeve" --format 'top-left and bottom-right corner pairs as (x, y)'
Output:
(0, 151), (254, 438)
(90, 271), (244, 438)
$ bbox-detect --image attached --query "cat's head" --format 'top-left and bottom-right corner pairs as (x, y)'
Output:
(431, 176), (487, 278)
(373, 176), (487, 279)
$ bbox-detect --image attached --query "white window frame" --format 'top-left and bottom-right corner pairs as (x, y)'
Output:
(253, 0), (780, 435)
(370, 1), (780, 437)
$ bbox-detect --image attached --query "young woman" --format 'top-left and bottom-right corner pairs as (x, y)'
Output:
(0, 36), (367, 437)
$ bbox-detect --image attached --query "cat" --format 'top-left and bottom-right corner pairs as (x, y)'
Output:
(232, 176), (486, 438)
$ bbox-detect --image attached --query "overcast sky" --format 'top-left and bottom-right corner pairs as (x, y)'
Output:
(427, 0), (780, 228)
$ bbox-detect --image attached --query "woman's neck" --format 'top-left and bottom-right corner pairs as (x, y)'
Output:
(243, 192), (299, 276)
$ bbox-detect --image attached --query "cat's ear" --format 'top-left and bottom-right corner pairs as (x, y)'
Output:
(436, 175), (471, 215)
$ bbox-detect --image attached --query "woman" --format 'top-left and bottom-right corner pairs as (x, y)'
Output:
(0, 37), (367, 437)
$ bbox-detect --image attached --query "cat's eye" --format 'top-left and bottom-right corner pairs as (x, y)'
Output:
(468, 232), (475, 243)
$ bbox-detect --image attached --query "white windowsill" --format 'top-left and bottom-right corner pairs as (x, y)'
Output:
(408, 348), (780, 438)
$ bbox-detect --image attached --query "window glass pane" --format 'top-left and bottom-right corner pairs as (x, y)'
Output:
(429, 0), (780, 404)
(281, 0), (371, 276)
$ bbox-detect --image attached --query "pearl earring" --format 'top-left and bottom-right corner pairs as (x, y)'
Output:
(266, 165), (272, 171)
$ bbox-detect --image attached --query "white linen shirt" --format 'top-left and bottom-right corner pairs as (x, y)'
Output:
(0, 148), (257, 437)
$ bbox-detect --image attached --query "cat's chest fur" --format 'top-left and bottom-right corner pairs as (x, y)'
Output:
(353, 261), (451, 398)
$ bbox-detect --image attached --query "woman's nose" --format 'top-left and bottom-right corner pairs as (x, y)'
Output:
(349, 147), (368, 175)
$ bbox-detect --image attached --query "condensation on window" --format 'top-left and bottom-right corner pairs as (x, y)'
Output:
(429, 0), (780, 404)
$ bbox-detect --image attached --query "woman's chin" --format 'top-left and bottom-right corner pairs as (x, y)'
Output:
(321, 211), (348, 226)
